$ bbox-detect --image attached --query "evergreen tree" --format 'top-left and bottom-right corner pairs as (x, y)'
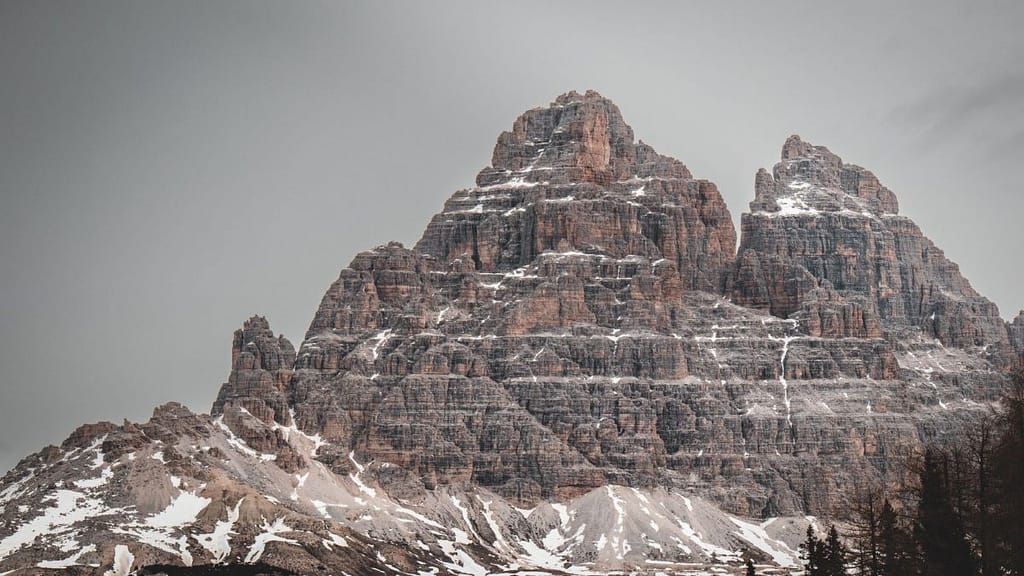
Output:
(965, 419), (996, 576)
(824, 525), (848, 576)
(877, 498), (916, 576)
(991, 367), (1024, 574)
(745, 557), (756, 576)
(916, 448), (976, 576)
(851, 488), (883, 576)
(802, 525), (825, 576)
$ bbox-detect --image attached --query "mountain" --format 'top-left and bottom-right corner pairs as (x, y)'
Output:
(0, 91), (1018, 576)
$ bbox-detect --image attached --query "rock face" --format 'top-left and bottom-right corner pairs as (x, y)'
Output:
(0, 400), (816, 574)
(730, 135), (1012, 362)
(212, 316), (296, 427)
(415, 90), (737, 294)
(0, 92), (1015, 576)
(1010, 311), (1024, 361)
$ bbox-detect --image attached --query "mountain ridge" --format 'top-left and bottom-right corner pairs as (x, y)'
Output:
(0, 90), (1019, 575)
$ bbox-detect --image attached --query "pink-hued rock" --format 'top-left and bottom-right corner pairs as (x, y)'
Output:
(415, 90), (737, 294)
(212, 315), (296, 427)
(731, 135), (1013, 364)
(0, 92), (1015, 576)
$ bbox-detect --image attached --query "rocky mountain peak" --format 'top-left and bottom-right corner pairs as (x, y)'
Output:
(415, 91), (736, 291)
(751, 135), (899, 216)
(0, 91), (1016, 576)
(477, 89), (691, 189)
(735, 137), (1012, 358)
(211, 315), (296, 427)
(230, 315), (294, 371)
(1009, 311), (1024, 357)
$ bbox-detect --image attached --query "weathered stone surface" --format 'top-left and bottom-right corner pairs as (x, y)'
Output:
(0, 91), (1015, 576)
(731, 135), (1012, 363)
(794, 281), (883, 339)
(415, 90), (737, 294)
(277, 105), (1009, 517)
(1010, 311), (1024, 362)
(212, 316), (296, 427)
(60, 421), (119, 451)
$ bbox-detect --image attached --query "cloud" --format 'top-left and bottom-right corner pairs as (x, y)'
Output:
(889, 73), (1024, 156)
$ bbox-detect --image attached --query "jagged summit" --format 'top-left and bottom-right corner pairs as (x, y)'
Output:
(476, 90), (692, 188)
(1009, 311), (1024, 357)
(0, 92), (1016, 576)
(734, 136), (1012, 358)
(415, 90), (737, 292)
(211, 315), (295, 428)
(751, 134), (899, 217)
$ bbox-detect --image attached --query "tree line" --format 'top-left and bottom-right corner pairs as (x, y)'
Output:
(792, 368), (1024, 576)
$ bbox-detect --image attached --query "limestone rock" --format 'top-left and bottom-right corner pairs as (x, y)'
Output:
(212, 315), (296, 427)
(1009, 311), (1024, 361)
(0, 91), (1015, 576)
(730, 135), (1012, 362)
(415, 90), (737, 294)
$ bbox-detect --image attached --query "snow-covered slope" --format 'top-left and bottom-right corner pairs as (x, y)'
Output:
(0, 403), (810, 575)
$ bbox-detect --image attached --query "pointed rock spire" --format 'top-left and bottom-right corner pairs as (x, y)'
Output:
(1009, 311), (1024, 356)
(750, 135), (898, 216)
(477, 90), (691, 188)
(211, 315), (295, 426)
(415, 90), (736, 293)
(732, 137), (1011, 358)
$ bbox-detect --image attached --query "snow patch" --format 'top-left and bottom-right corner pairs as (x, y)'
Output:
(145, 489), (211, 528)
(322, 532), (348, 551)
(103, 545), (134, 576)
(244, 517), (298, 563)
(36, 543), (97, 569)
(348, 451), (377, 499)
(0, 490), (115, 561)
(729, 516), (799, 567)
(437, 539), (489, 576)
(213, 416), (260, 458)
(194, 497), (244, 563)
(74, 466), (113, 490)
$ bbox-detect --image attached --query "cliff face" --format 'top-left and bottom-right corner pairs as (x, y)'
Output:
(415, 90), (737, 293)
(0, 92), (1014, 576)
(729, 136), (1012, 361)
(212, 316), (296, 428)
(1010, 312), (1024, 361)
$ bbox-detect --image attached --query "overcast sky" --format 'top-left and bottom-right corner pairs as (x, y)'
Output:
(1, 0), (1022, 475)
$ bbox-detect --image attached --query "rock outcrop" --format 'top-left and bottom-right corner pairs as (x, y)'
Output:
(288, 104), (1008, 516)
(730, 135), (1012, 363)
(415, 90), (737, 294)
(212, 316), (296, 427)
(1010, 311), (1024, 361)
(0, 92), (1015, 576)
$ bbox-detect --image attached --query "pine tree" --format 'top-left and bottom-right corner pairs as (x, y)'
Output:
(824, 525), (848, 576)
(916, 448), (976, 576)
(877, 498), (916, 576)
(991, 367), (1024, 574)
(745, 557), (756, 576)
(803, 525), (825, 576)
(851, 488), (883, 576)
(965, 419), (996, 576)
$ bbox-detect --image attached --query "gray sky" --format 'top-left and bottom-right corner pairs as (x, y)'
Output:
(1, 0), (1022, 475)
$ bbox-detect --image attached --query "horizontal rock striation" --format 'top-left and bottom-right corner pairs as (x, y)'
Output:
(729, 135), (1012, 363)
(415, 90), (737, 294)
(1010, 311), (1024, 362)
(0, 402), (824, 574)
(0, 91), (1015, 576)
(211, 316), (296, 426)
(284, 109), (1008, 517)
